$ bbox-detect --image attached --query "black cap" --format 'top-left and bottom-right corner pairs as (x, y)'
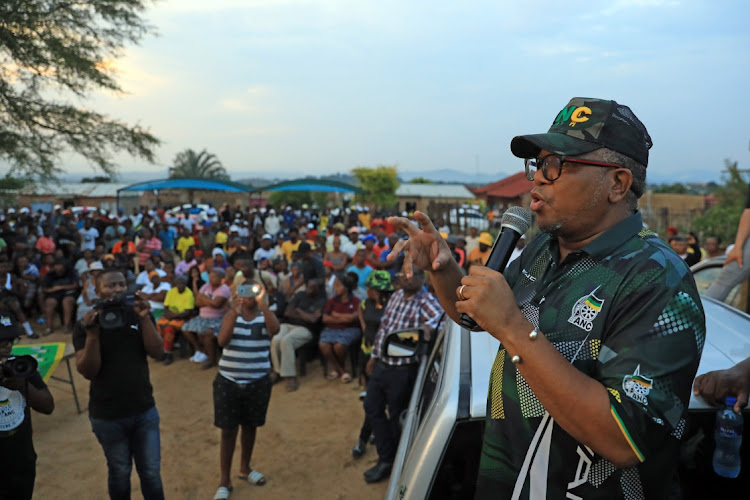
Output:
(511, 97), (652, 167)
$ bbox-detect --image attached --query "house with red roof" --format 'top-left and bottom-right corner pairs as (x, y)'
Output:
(470, 171), (533, 210)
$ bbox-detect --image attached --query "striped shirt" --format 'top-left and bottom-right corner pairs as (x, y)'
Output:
(218, 314), (271, 382)
(371, 288), (444, 366)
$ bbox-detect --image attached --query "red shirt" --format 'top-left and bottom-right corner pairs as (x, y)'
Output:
(323, 295), (361, 329)
(35, 236), (56, 255)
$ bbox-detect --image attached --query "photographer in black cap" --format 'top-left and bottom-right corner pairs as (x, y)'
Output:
(0, 313), (54, 500)
(73, 268), (165, 500)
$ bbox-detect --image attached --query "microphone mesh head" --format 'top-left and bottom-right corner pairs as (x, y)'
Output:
(501, 206), (532, 235)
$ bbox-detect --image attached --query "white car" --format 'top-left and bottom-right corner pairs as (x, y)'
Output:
(448, 208), (489, 232)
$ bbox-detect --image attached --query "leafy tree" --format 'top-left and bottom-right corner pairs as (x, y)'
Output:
(0, 174), (28, 207)
(692, 159), (749, 244)
(351, 165), (399, 209)
(652, 183), (688, 194)
(409, 176), (434, 184)
(169, 148), (229, 203)
(0, 1), (160, 180)
(169, 149), (229, 180)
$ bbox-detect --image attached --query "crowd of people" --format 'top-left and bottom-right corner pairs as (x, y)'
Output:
(0, 201), (498, 498)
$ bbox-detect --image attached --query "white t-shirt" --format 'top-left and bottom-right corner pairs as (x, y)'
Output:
(136, 268), (167, 287)
(253, 247), (275, 264)
(140, 281), (172, 311)
(79, 227), (100, 251)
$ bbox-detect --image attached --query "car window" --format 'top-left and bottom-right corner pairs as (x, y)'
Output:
(417, 329), (446, 426)
(692, 265), (743, 310)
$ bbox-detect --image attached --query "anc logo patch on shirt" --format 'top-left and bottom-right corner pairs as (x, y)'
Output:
(623, 364), (653, 405)
(567, 286), (604, 332)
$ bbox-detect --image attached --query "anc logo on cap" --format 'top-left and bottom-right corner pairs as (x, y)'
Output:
(553, 105), (592, 127)
(549, 98), (611, 141)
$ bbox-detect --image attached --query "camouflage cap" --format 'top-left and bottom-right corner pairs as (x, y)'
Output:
(510, 97), (652, 167)
(364, 270), (394, 292)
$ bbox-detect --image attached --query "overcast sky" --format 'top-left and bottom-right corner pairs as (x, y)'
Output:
(49, 0), (750, 183)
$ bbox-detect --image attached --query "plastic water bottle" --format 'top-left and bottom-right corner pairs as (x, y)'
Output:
(713, 396), (743, 478)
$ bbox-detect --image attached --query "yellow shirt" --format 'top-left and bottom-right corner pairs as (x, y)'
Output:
(215, 231), (228, 249)
(358, 213), (371, 229)
(176, 237), (195, 259)
(319, 215), (329, 231)
(281, 240), (301, 261)
(467, 247), (491, 266)
(163, 287), (195, 313)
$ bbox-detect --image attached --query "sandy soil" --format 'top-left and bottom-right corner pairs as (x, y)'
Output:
(21, 331), (389, 499)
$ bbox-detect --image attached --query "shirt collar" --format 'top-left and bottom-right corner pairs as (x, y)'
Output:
(545, 211), (644, 261)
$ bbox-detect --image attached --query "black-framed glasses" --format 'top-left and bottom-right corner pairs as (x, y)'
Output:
(524, 153), (621, 182)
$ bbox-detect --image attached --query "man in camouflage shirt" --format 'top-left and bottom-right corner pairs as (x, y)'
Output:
(388, 98), (705, 499)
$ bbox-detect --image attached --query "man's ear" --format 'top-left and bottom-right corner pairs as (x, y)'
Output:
(609, 169), (633, 204)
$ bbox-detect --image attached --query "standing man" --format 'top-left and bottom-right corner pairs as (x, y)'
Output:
(363, 268), (444, 483)
(388, 98), (705, 498)
(74, 268), (166, 499)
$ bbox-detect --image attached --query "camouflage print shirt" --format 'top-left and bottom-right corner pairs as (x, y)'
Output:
(475, 211), (705, 500)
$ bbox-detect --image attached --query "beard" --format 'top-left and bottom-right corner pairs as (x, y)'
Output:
(538, 175), (608, 237)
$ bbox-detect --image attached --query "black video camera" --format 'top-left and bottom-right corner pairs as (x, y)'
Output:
(94, 293), (137, 330)
(1, 355), (38, 379)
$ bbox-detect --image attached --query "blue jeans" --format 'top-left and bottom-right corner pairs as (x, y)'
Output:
(90, 406), (164, 500)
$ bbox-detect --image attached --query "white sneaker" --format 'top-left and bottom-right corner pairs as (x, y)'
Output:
(193, 351), (208, 363)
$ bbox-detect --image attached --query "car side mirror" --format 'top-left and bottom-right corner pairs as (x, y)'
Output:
(384, 328), (423, 358)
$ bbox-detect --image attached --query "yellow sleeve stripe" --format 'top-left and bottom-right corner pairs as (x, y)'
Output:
(610, 406), (645, 463)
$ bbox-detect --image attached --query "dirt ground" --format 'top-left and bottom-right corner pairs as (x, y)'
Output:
(22, 331), (389, 500)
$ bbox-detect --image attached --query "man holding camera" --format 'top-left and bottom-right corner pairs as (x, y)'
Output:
(0, 314), (55, 500)
(73, 268), (166, 500)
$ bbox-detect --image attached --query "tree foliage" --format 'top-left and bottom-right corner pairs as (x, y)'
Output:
(409, 176), (434, 184)
(0, 1), (160, 180)
(351, 165), (399, 209)
(652, 183), (688, 194)
(692, 159), (749, 244)
(169, 149), (229, 180)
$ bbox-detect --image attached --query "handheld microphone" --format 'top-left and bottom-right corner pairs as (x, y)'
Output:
(459, 206), (532, 331)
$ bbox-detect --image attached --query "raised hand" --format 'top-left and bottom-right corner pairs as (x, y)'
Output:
(386, 211), (453, 278)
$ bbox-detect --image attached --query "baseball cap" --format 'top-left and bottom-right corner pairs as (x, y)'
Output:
(478, 232), (493, 246)
(0, 314), (23, 340)
(262, 234), (273, 241)
(510, 97), (652, 168)
(364, 270), (394, 292)
(89, 261), (104, 271)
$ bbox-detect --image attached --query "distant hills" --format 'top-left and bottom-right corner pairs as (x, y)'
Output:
(59, 166), (723, 188)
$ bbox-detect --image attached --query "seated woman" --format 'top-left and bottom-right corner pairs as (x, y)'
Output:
(13, 254), (40, 318)
(318, 273), (361, 383)
(41, 258), (80, 335)
(182, 269), (230, 369)
(0, 254), (37, 338)
(156, 275), (195, 365)
(325, 235), (349, 273)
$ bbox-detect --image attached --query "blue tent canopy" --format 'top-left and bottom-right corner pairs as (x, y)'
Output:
(116, 178), (254, 211)
(118, 178), (253, 193)
(261, 179), (362, 193)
